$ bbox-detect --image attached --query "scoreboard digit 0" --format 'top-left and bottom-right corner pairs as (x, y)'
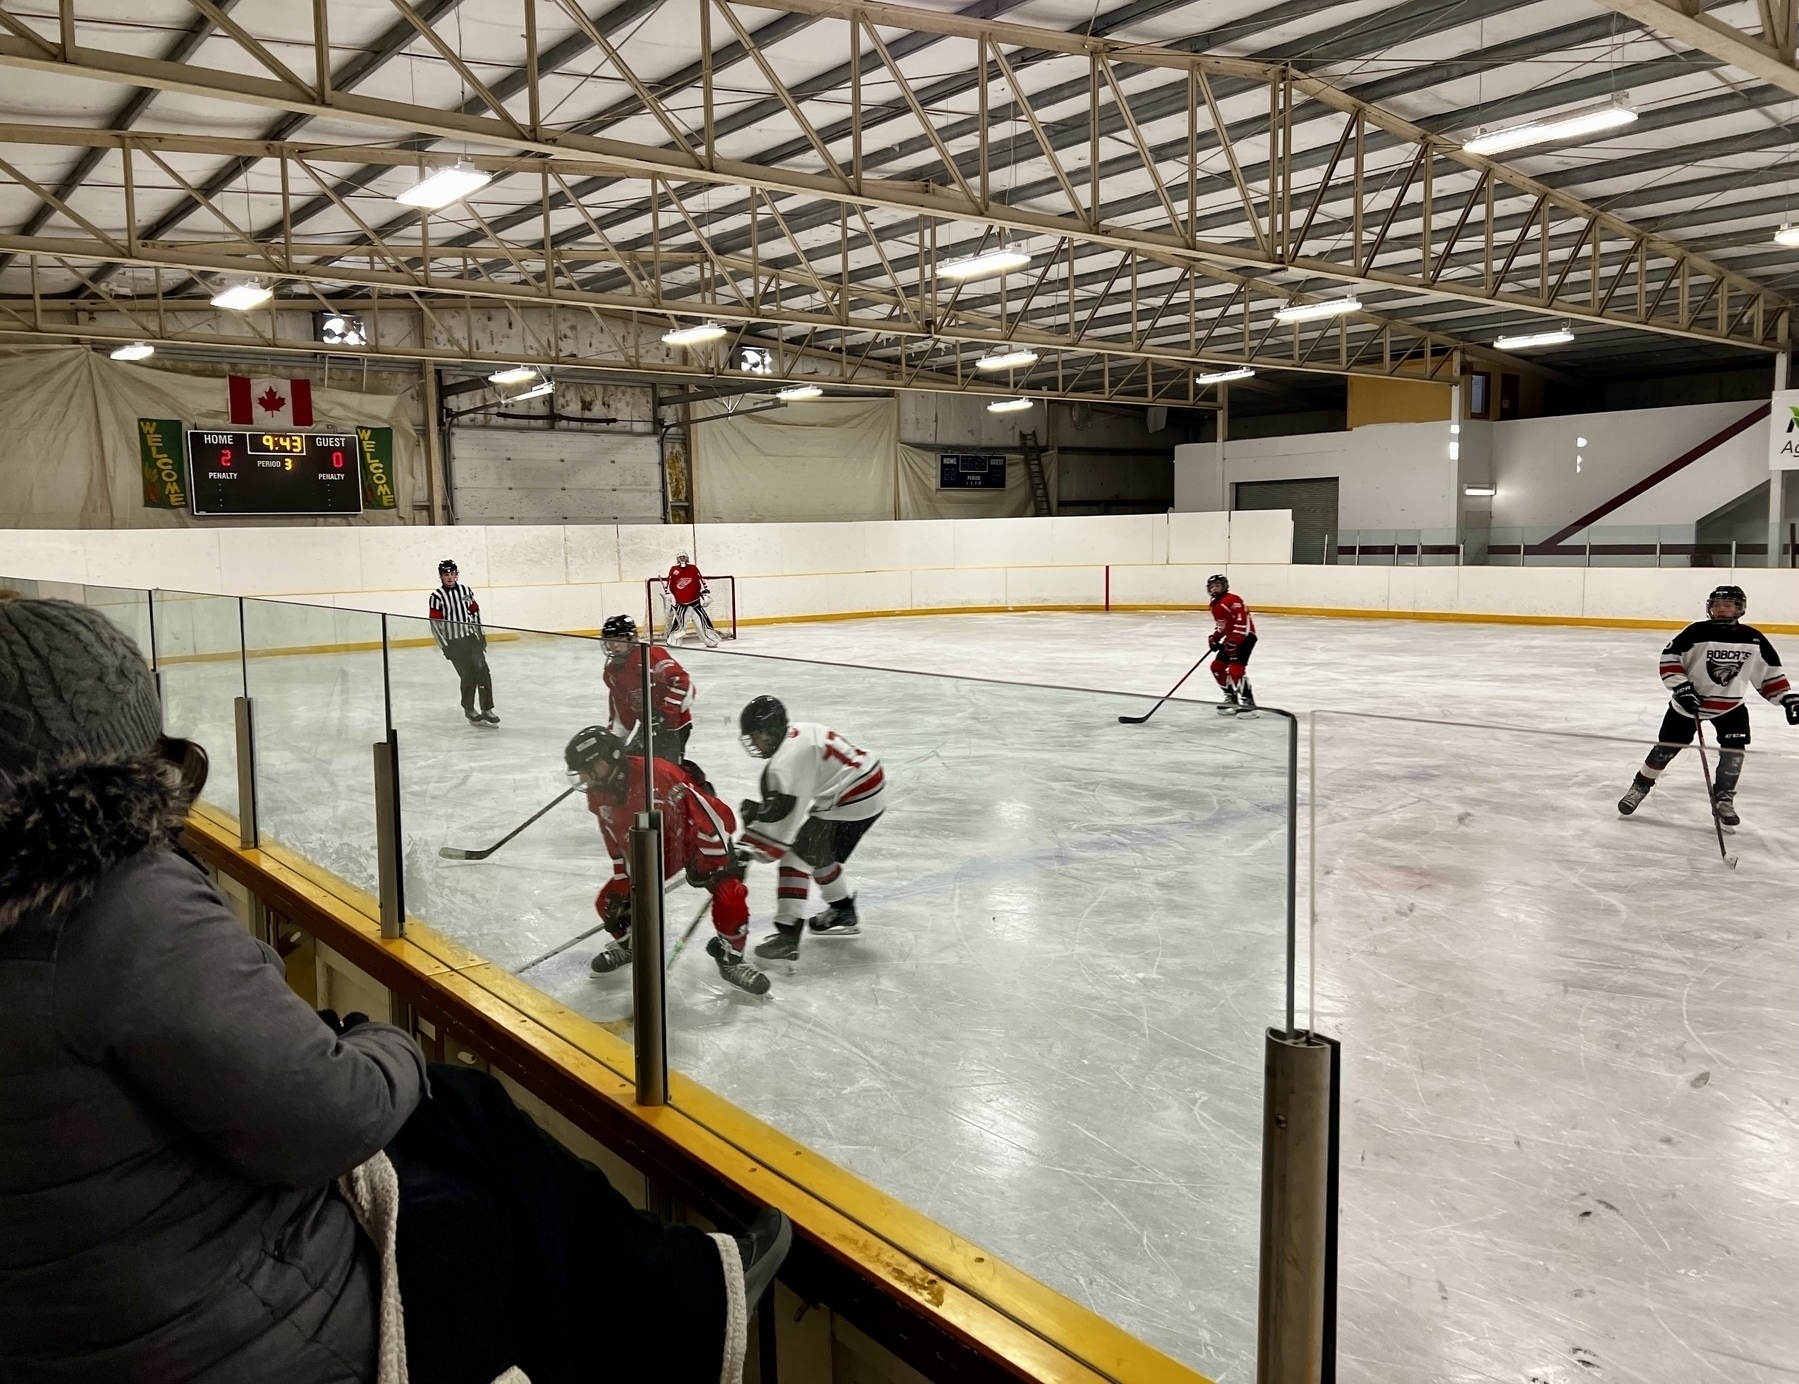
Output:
(186, 430), (363, 515)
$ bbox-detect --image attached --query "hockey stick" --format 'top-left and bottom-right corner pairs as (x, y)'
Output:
(1118, 654), (1209, 724)
(439, 785), (578, 860)
(515, 879), (685, 974)
(665, 894), (717, 970)
(1692, 719), (1738, 869)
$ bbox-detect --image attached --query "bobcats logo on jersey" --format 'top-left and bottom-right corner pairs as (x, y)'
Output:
(1707, 648), (1751, 685)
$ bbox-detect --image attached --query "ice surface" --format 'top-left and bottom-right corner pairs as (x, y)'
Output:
(163, 609), (1799, 1384)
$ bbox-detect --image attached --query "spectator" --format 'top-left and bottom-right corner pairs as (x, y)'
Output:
(0, 595), (787, 1384)
(431, 559), (499, 726)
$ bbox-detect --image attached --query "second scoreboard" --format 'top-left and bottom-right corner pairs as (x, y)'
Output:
(186, 430), (363, 515)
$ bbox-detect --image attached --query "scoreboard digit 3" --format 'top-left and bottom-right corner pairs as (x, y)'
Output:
(187, 431), (363, 515)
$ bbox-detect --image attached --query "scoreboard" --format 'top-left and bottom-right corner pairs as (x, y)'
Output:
(186, 430), (363, 515)
(938, 452), (1007, 490)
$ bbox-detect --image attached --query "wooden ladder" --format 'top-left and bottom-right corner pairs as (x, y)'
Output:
(1018, 430), (1053, 517)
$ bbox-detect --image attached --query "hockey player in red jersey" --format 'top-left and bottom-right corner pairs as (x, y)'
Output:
(600, 614), (695, 763)
(665, 551), (721, 647)
(736, 696), (886, 963)
(1206, 574), (1258, 714)
(564, 725), (768, 995)
(1618, 584), (1799, 825)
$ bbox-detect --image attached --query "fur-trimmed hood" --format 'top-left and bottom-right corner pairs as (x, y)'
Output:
(0, 755), (187, 936)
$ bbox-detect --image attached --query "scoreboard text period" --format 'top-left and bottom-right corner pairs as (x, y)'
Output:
(186, 430), (364, 515)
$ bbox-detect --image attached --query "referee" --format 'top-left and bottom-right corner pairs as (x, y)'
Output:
(430, 559), (498, 725)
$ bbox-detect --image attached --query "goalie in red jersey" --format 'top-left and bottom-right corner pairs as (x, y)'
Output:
(1206, 573), (1258, 715)
(564, 725), (769, 995)
(665, 551), (722, 647)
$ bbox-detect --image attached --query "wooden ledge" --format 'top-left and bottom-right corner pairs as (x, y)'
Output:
(181, 805), (1214, 1384)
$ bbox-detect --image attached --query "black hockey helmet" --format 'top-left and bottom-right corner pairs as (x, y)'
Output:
(438, 558), (459, 576)
(1707, 584), (1747, 621)
(565, 724), (626, 785)
(739, 695), (789, 758)
(600, 613), (637, 658)
(1205, 573), (1229, 596)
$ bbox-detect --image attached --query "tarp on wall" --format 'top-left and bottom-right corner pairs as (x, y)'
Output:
(0, 346), (421, 528)
(692, 397), (896, 522)
(897, 444), (1031, 519)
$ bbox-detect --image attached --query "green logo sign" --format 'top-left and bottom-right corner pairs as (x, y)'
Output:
(137, 418), (187, 509)
(357, 426), (397, 510)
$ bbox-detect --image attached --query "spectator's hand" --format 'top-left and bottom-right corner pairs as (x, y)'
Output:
(317, 1009), (370, 1036)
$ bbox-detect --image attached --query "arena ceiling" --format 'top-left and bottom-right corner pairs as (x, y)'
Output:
(0, 0), (1795, 408)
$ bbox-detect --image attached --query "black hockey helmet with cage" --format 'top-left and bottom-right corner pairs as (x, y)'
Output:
(437, 558), (458, 575)
(565, 724), (626, 784)
(1205, 573), (1229, 596)
(1708, 584), (1747, 620)
(600, 614), (637, 659)
(739, 695), (789, 757)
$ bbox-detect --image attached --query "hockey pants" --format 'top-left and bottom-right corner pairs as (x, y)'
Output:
(597, 871), (750, 949)
(775, 813), (881, 923)
(444, 637), (494, 715)
(1639, 702), (1747, 797)
(1210, 631), (1257, 691)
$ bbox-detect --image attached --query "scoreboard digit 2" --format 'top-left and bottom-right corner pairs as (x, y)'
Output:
(186, 431), (363, 515)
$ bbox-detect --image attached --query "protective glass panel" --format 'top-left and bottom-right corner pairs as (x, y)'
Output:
(150, 590), (244, 821)
(1310, 709), (1799, 1382)
(241, 598), (388, 898)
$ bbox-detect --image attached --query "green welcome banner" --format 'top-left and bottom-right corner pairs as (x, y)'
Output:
(357, 426), (397, 510)
(138, 419), (187, 509)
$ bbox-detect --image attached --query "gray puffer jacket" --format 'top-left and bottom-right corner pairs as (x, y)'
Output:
(0, 755), (427, 1383)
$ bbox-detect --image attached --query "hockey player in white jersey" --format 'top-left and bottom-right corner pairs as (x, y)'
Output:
(735, 696), (885, 962)
(1618, 584), (1799, 825)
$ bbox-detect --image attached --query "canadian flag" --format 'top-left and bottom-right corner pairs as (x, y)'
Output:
(228, 376), (313, 428)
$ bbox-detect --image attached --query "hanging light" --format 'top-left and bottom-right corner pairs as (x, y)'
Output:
(488, 365), (539, 386)
(777, 383), (823, 400)
(986, 397), (1034, 414)
(211, 278), (272, 311)
(1463, 484), (1496, 497)
(395, 160), (492, 210)
(1196, 366), (1254, 384)
(663, 321), (727, 347)
(938, 246), (1032, 281)
(1493, 326), (1574, 350)
(110, 341), (155, 361)
(1274, 296), (1360, 324)
(1775, 225), (1799, 248)
(1463, 100), (1636, 157)
(509, 380), (555, 401)
(975, 346), (1039, 371)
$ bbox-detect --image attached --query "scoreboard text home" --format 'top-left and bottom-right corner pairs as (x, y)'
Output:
(137, 420), (397, 514)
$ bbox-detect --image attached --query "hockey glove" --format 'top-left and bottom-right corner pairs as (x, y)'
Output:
(1785, 693), (1799, 726)
(739, 797), (761, 825)
(596, 878), (633, 932)
(1670, 680), (1704, 715)
(1207, 634), (1222, 651)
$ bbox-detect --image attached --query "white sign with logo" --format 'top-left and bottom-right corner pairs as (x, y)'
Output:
(1771, 389), (1799, 469)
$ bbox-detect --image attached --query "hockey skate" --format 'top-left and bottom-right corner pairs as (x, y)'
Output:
(1617, 775), (1653, 816)
(1216, 688), (1240, 715)
(806, 896), (861, 936)
(481, 709), (501, 725)
(589, 937), (633, 974)
(708, 935), (772, 994)
(1712, 791), (1740, 828)
(1231, 681), (1259, 717)
(753, 921), (803, 961)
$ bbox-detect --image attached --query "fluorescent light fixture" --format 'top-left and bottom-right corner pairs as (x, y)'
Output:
(1449, 423), (1461, 434)
(1274, 296), (1360, 324)
(1463, 484), (1496, 497)
(986, 396), (1035, 414)
(210, 279), (272, 311)
(1776, 225), (1799, 249)
(1463, 100), (1636, 157)
(395, 160), (492, 210)
(1449, 442), (1460, 460)
(1196, 366), (1255, 385)
(662, 321), (727, 347)
(509, 381), (555, 401)
(488, 366), (539, 386)
(975, 346), (1039, 371)
(1493, 327), (1574, 350)
(1576, 436), (1588, 447)
(937, 247), (1032, 281)
(776, 383), (823, 400)
(109, 341), (154, 361)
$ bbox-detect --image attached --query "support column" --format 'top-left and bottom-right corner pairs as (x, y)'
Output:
(421, 361), (445, 526)
(1771, 345), (1790, 569)
(1257, 1029), (1334, 1384)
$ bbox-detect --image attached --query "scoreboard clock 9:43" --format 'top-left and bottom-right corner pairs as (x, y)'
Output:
(186, 430), (363, 515)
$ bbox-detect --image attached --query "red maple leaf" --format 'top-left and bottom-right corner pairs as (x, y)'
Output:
(256, 385), (287, 415)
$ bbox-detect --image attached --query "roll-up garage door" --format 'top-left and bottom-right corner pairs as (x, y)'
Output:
(450, 427), (663, 523)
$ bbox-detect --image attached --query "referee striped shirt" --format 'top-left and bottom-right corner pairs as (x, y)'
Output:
(428, 582), (483, 647)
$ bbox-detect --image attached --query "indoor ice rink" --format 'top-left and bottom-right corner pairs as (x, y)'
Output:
(5, 0), (1799, 1380)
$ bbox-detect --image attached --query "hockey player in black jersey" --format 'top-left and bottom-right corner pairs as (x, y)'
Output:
(1618, 584), (1799, 825)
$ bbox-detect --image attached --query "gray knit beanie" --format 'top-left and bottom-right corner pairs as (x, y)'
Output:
(0, 596), (163, 776)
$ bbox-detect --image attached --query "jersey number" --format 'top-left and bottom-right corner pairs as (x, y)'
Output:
(822, 731), (866, 768)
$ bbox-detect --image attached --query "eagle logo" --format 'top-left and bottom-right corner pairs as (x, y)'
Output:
(1706, 649), (1749, 685)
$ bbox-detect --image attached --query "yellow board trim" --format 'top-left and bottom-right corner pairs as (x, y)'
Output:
(181, 803), (1214, 1384)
